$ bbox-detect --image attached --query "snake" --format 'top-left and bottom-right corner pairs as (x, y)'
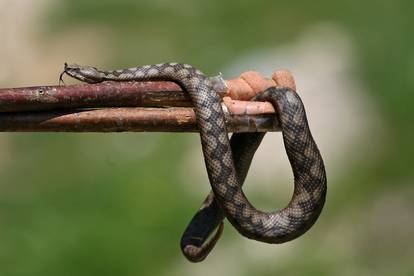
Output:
(60, 62), (327, 262)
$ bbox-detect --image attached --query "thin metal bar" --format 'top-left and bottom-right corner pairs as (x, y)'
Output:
(0, 82), (277, 114)
(0, 82), (208, 112)
(0, 107), (280, 133)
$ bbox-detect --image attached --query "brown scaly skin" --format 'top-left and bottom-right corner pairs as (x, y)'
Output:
(61, 63), (327, 261)
(183, 87), (327, 261)
(180, 132), (265, 262)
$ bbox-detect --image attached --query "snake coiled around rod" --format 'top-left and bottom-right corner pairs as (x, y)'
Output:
(181, 87), (327, 261)
(61, 63), (327, 262)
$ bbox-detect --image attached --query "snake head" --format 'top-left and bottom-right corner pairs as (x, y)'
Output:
(60, 63), (104, 84)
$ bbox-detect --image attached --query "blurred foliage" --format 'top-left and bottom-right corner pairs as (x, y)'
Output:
(0, 133), (194, 275)
(1, 0), (413, 275)
(47, 0), (414, 180)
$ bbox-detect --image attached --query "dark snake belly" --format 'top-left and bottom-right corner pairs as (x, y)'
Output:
(61, 63), (327, 262)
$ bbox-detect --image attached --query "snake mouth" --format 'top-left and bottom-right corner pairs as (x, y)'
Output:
(58, 62), (76, 85)
(58, 72), (65, 85)
(58, 63), (68, 85)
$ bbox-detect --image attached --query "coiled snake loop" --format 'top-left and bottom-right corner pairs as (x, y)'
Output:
(61, 63), (327, 262)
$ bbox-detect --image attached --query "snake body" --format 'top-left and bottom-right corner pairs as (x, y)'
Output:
(181, 132), (265, 261)
(62, 63), (327, 261)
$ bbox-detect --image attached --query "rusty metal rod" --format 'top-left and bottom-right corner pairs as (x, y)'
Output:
(0, 107), (280, 133)
(0, 81), (280, 132)
(0, 82), (206, 112)
(0, 82), (277, 114)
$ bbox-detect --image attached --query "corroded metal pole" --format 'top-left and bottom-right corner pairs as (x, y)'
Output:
(0, 81), (280, 133)
(0, 68), (298, 133)
(0, 107), (279, 133)
(0, 81), (277, 114)
(0, 82), (193, 112)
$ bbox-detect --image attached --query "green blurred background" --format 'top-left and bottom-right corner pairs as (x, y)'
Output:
(0, 0), (413, 275)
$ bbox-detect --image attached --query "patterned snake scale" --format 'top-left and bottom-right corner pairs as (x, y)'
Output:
(61, 62), (327, 262)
